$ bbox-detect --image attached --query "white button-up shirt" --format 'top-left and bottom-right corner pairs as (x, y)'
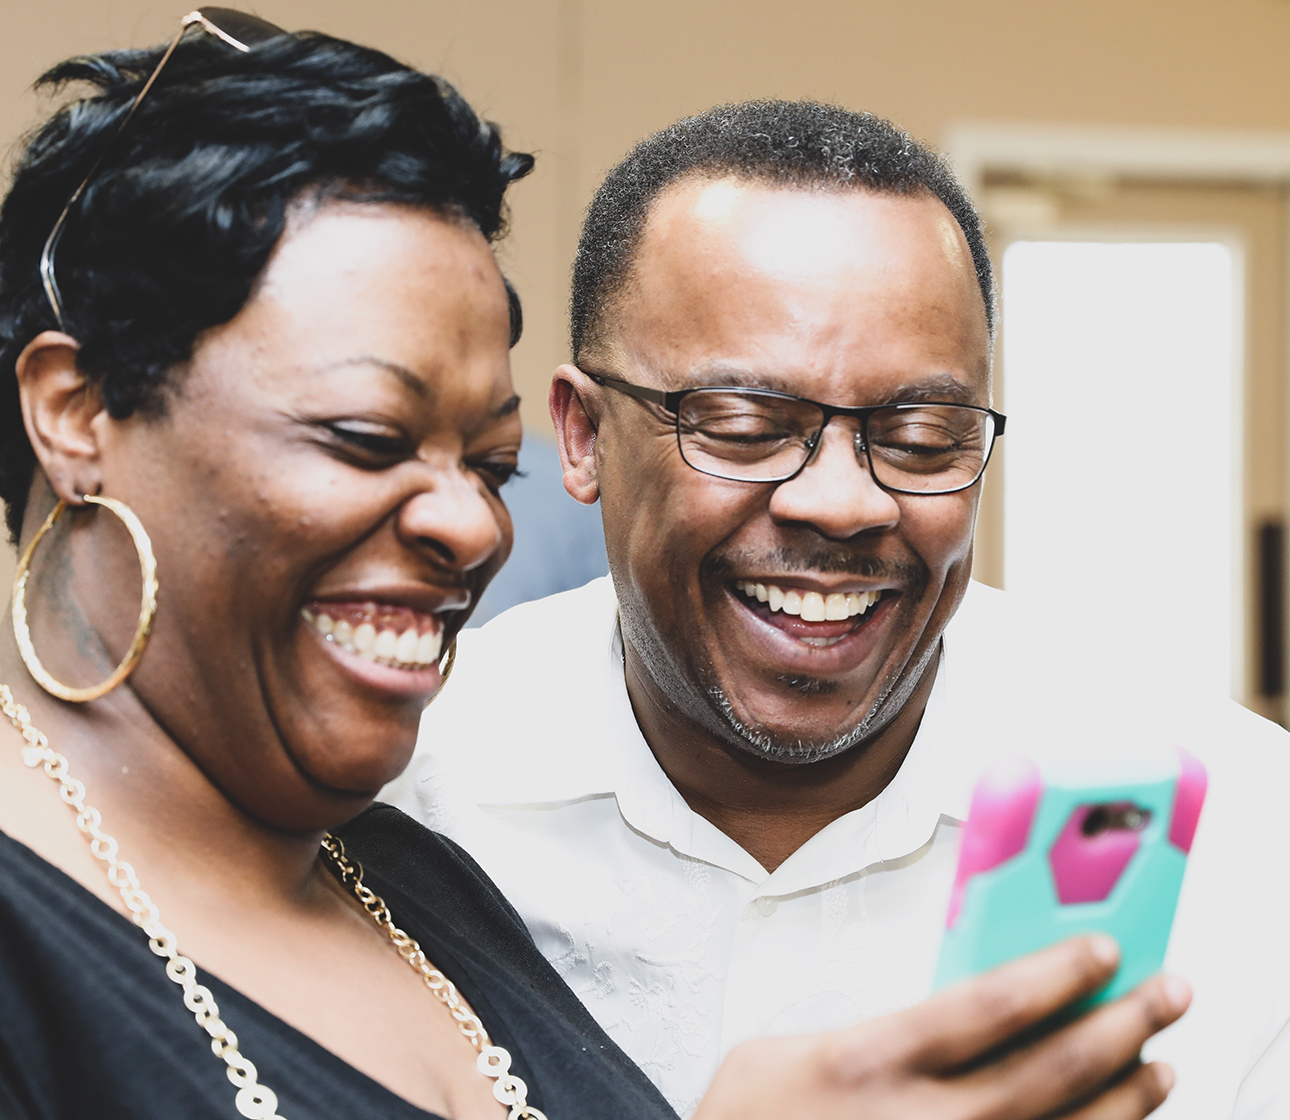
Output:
(384, 577), (1290, 1119)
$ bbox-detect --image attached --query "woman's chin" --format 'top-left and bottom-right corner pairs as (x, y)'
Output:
(231, 732), (414, 833)
(282, 696), (423, 792)
(260, 685), (426, 824)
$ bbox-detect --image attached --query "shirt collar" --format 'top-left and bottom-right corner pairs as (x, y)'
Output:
(469, 578), (641, 807)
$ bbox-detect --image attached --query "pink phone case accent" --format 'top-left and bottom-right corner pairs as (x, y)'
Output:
(947, 756), (1042, 928)
(1048, 803), (1141, 904)
(1168, 746), (1207, 854)
(937, 748), (1204, 1004)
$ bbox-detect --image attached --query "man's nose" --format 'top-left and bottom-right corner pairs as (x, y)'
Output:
(396, 468), (505, 573)
(767, 421), (901, 538)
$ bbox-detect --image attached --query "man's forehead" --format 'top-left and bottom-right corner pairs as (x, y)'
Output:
(634, 176), (977, 300)
(607, 176), (991, 399)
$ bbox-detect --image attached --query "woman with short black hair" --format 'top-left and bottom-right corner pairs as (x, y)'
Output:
(0, 12), (674, 1119)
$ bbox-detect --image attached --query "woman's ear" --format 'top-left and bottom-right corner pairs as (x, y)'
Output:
(550, 364), (602, 505)
(15, 331), (106, 503)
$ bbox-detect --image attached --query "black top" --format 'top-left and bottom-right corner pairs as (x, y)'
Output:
(0, 804), (679, 1120)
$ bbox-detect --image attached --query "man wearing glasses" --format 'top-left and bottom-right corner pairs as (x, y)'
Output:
(387, 101), (1288, 1118)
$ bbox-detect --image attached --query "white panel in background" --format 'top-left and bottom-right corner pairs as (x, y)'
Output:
(1001, 241), (1239, 700)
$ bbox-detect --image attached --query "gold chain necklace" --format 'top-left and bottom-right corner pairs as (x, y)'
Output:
(0, 684), (547, 1120)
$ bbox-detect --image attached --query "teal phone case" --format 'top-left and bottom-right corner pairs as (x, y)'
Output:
(933, 747), (1206, 1006)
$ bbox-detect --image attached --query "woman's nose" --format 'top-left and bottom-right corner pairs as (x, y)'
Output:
(396, 468), (505, 573)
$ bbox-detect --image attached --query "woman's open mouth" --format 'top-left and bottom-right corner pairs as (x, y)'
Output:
(301, 601), (444, 671)
(732, 580), (887, 648)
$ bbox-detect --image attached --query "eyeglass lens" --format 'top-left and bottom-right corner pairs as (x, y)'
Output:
(675, 389), (995, 493)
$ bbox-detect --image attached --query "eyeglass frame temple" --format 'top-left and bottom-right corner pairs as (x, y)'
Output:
(39, 9), (253, 328)
(584, 370), (1006, 492)
(583, 372), (674, 408)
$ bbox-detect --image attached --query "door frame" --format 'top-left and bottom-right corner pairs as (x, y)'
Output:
(947, 123), (1290, 194)
(945, 122), (1290, 715)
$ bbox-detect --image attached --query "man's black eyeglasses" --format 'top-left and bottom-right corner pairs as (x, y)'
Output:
(583, 371), (1006, 496)
(40, 8), (286, 327)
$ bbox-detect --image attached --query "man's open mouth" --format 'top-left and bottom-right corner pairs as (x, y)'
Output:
(731, 580), (887, 647)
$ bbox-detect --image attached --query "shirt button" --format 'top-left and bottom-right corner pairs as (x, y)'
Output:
(755, 896), (778, 917)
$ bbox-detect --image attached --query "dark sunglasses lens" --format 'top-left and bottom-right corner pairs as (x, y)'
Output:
(197, 7), (286, 46)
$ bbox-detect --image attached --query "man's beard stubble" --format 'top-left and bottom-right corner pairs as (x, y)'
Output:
(626, 543), (936, 766)
(708, 637), (939, 764)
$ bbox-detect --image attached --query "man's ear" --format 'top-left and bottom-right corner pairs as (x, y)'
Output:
(15, 331), (106, 503)
(550, 364), (601, 505)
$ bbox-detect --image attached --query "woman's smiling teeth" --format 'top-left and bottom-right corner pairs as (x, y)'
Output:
(734, 581), (882, 648)
(302, 604), (443, 670)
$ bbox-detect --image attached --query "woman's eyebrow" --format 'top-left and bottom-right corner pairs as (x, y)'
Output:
(314, 355), (431, 397)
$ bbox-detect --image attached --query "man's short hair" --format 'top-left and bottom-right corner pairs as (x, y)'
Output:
(571, 99), (994, 359)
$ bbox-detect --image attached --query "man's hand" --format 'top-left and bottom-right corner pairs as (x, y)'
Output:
(694, 936), (1190, 1120)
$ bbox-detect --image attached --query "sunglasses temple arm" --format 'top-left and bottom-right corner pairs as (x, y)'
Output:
(188, 11), (256, 51)
(39, 207), (71, 327)
(39, 15), (232, 328)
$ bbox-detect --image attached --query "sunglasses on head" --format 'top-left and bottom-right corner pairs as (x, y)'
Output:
(40, 8), (287, 327)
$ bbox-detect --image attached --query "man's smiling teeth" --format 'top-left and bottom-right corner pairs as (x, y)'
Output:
(301, 608), (443, 670)
(734, 580), (880, 621)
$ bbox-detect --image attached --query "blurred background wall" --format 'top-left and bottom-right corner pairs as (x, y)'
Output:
(4, 0), (1289, 435)
(2, 0), (1289, 710)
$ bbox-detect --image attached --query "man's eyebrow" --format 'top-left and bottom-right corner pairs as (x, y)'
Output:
(873, 375), (977, 405)
(683, 365), (797, 393)
(493, 394), (521, 419)
(683, 365), (979, 404)
(315, 356), (430, 397)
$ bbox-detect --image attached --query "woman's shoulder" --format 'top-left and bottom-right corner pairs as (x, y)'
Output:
(334, 802), (534, 941)
(334, 803), (681, 1120)
(331, 802), (577, 1011)
(0, 825), (448, 1120)
(0, 810), (679, 1120)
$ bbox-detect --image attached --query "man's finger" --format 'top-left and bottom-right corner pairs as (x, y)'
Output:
(1058, 1061), (1175, 1120)
(898, 936), (1122, 1069)
(958, 974), (1190, 1120)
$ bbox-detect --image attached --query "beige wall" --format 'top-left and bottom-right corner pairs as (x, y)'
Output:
(3, 0), (1290, 435)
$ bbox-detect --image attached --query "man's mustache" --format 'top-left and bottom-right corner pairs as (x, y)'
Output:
(708, 547), (928, 590)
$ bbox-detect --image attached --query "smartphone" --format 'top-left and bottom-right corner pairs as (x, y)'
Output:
(933, 746), (1207, 1006)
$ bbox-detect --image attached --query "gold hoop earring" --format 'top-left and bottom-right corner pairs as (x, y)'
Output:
(11, 496), (159, 703)
(424, 637), (457, 708)
(439, 637), (457, 685)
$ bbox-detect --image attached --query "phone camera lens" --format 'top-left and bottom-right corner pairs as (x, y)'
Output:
(1081, 804), (1152, 837)
(1082, 807), (1112, 836)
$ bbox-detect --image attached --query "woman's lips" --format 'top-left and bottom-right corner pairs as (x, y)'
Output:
(302, 600), (444, 670)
